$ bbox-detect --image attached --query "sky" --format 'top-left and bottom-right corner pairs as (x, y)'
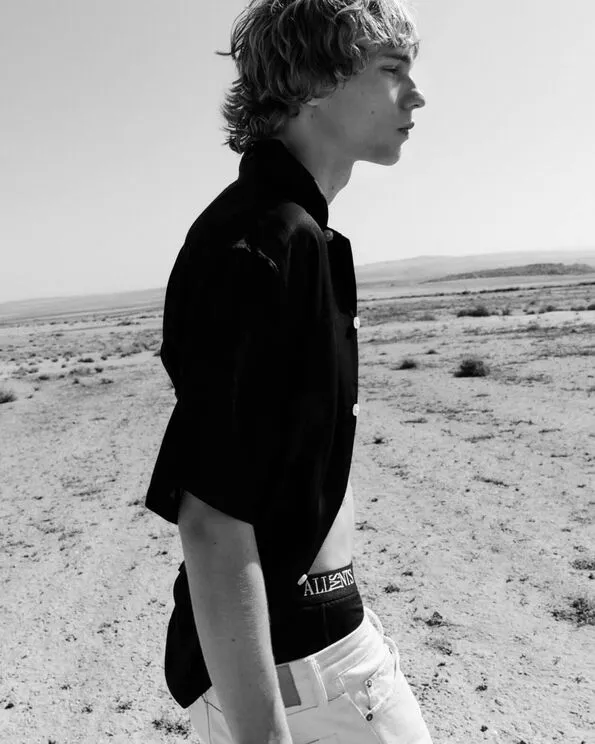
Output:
(1, 0), (594, 303)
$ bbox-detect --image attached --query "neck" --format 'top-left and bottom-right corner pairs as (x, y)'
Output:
(272, 132), (354, 207)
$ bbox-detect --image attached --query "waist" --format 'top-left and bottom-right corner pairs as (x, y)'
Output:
(269, 562), (364, 664)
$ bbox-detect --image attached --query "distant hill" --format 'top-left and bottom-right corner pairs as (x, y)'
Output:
(355, 248), (595, 286)
(0, 287), (165, 324)
(2, 247), (595, 323)
(424, 262), (595, 283)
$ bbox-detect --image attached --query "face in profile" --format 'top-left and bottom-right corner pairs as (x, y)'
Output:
(308, 44), (426, 166)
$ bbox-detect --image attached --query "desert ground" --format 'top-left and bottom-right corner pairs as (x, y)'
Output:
(0, 276), (594, 743)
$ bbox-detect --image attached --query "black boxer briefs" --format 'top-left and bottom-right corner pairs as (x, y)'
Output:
(269, 562), (365, 663)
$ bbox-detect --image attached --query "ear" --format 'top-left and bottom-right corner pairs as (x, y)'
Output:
(305, 97), (324, 108)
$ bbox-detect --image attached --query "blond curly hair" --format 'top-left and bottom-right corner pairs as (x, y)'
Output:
(216, 0), (419, 153)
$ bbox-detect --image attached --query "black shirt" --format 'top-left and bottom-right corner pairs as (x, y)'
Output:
(144, 138), (360, 708)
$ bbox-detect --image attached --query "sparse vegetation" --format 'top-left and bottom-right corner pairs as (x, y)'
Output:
(151, 716), (192, 736)
(69, 366), (93, 376)
(0, 388), (17, 404)
(552, 596), (595, 627)
(1, 268), (593, 743)
(457, 304), (492, 318)
(455, 358), (489, 377)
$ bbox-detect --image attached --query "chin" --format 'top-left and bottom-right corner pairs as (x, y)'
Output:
(369, 143), (402, 166)
(376, 149), (402, 166)
(388, 149), (402, 165)
(356, 141), (402, 166)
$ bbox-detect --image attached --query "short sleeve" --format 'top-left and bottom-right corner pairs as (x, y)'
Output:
(160, 239), (285, 525)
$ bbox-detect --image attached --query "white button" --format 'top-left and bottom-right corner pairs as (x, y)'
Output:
(353, 316), (360, 329)
(323, 229), (334, 241)
(297, 574), (308, 586)
(352, 403), (360, 416)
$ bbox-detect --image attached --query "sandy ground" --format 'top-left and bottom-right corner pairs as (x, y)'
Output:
(0, 284), (594, 744)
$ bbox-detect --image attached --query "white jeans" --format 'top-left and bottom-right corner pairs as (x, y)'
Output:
(188, 605), (433, 743)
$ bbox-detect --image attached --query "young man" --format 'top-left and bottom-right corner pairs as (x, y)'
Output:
(145, 0), (430, 742)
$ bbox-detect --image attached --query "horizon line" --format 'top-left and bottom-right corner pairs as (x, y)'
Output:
(2, 245), (593, 308)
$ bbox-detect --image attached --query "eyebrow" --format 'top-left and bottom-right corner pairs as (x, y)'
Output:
(378, 49), (417, 65)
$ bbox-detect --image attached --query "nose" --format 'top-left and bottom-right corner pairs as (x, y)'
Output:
(404, 80), (426, 111)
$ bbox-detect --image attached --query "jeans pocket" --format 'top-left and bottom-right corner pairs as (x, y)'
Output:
(339, 636), (401, 720)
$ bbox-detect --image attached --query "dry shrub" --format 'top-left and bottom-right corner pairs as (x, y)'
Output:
(0, 388), (17, 404)
(552, 597), (595, 627)
(69, 366), (92, 376)
(455, 358), (489, 378)
(457, 304), (492, 318)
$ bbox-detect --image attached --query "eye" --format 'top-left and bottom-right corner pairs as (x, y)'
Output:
(384, 67), (401, 76)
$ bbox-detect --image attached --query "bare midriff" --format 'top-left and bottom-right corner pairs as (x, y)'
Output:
(307, 478), (354, 574)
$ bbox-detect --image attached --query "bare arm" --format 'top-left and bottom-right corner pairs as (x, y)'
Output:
(178, 490), (293, 744)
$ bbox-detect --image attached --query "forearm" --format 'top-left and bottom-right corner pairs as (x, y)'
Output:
(179, 515), (292, 744)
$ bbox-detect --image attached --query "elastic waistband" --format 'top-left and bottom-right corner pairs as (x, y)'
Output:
(299, 563), (357, 604)
(270, 562), (358, 611)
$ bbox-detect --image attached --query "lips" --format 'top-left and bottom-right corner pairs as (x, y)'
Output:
(398, 123), (414, 133)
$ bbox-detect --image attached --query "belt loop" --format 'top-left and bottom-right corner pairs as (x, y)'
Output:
(311, 656), (333, 705)
(364, 606), (383, 636)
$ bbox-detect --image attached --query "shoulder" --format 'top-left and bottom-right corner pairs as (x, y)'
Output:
(185, 176), (324, 247)
(255, 201), (323, 242)
(189, 194), (324, 269)
(169, 180), (328, 296)
(243, 201), (327, 278)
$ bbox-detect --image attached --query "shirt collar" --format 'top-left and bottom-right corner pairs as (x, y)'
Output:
(238, 139), (329, 231)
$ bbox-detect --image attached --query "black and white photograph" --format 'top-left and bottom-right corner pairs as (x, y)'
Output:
(1, 1), (593, 742)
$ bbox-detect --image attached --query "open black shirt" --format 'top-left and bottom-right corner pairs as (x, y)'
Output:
(145, 138), (360, 708)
